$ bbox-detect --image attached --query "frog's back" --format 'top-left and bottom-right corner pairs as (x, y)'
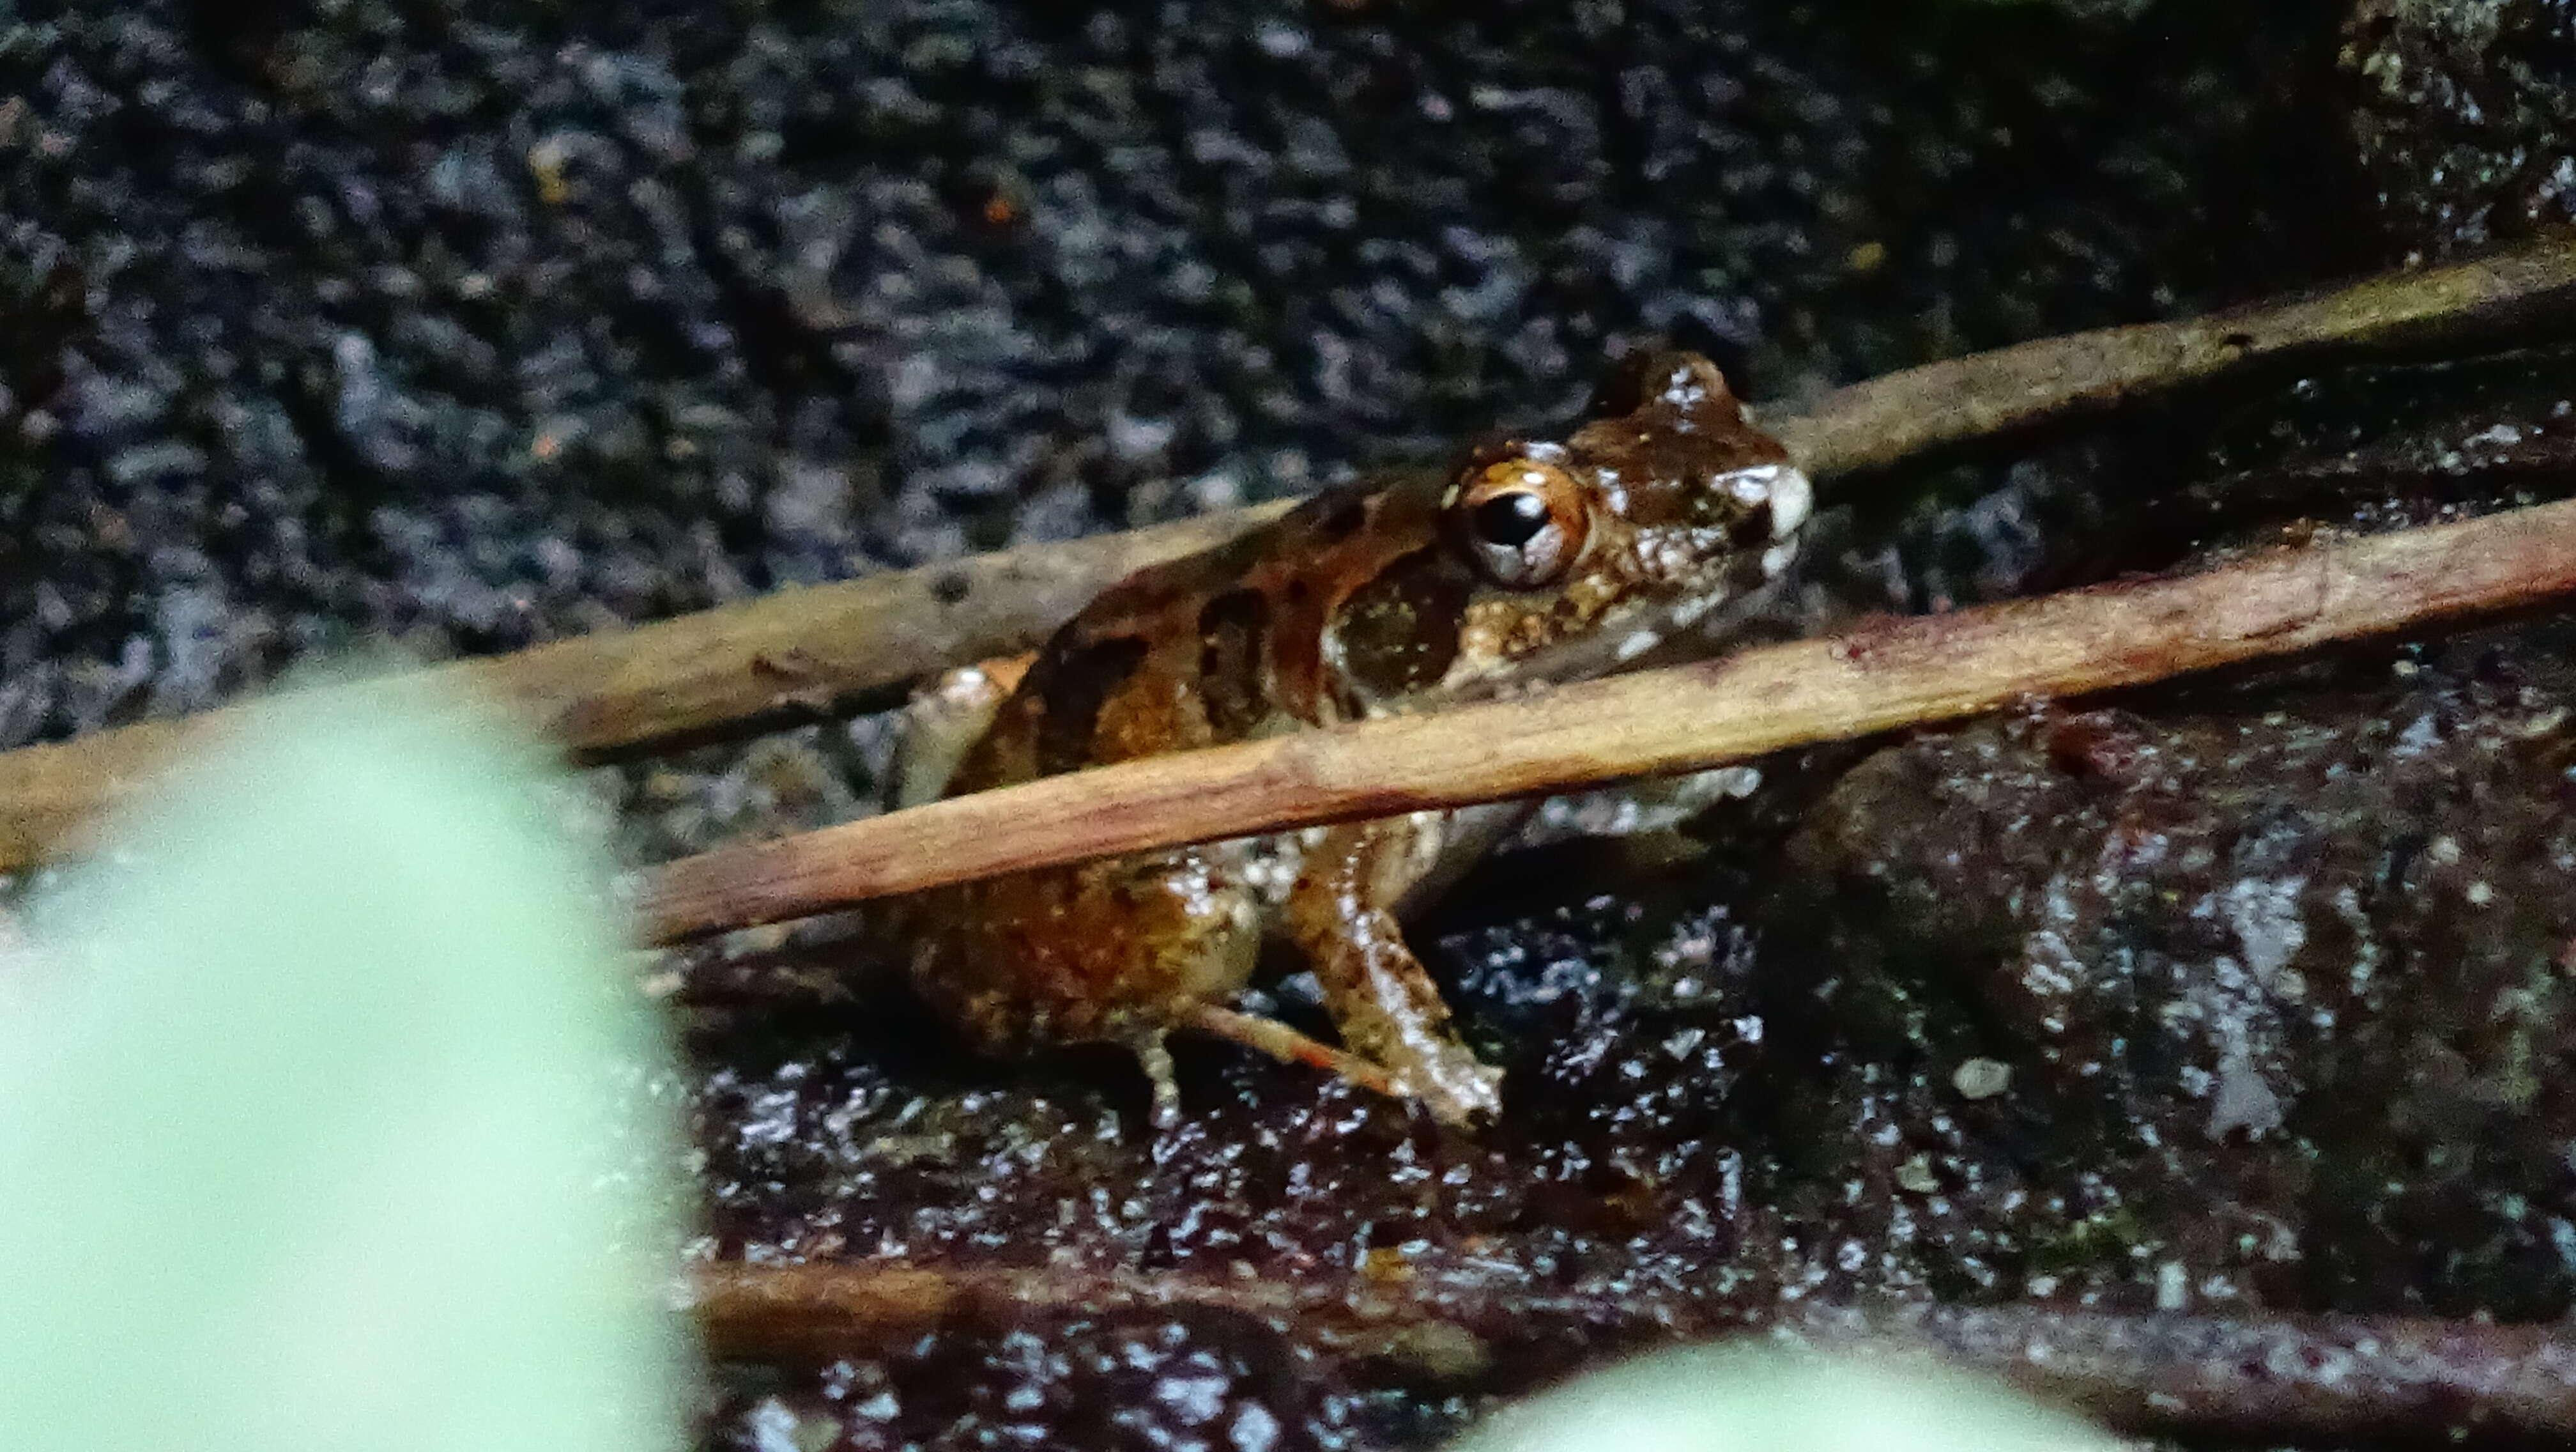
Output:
(942, 474), (1445, 797)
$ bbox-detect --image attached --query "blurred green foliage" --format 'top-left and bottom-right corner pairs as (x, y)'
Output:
(0, 679), (695, 1451)
(1447, 1341), (2120, 1452)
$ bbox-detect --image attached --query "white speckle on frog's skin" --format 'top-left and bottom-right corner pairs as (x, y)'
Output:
(1761, 539), (1798, 578)
(1667, 585), (1728, 629)
(1768, 467), (1813, 536)
(1614, 628), (1662, 662)
(1725, 463), (1777, 506)
(1658, 368), (1709, 410)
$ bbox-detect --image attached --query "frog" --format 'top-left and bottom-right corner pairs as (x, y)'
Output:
(892, 349), (1812, 1127)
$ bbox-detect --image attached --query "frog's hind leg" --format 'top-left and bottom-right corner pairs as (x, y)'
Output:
(1284, 816), (1505, 1125)
(913, 845), (1264, 1129)
(1180, 1003), (1400, 1102)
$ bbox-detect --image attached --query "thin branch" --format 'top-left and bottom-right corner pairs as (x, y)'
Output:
(1779, 229), (2576, 477)
(1859, 1302), (2576, 1442)
(0, 506), (1284, 872)
(638, 494), (2576, 943)
(5, 240), (2576, 874)
(685, 1261), (2576, 1440)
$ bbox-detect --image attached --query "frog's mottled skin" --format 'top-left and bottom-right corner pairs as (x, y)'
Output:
(899, 351), (1811, 1125)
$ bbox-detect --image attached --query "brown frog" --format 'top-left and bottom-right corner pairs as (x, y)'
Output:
(894, 350), (1811, 1126)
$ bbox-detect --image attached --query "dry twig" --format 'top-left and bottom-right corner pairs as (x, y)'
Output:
(1781, 229), (2576, 477)
(640, 494), (2576, 943)
(686, 1261), (2576, 1440)
(4, 238), (2575, 872)
(0, 507), (1278, 871)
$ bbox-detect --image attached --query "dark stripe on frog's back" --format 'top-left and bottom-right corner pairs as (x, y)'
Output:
(944, 472), (1450, 796)
(1197, 588), (1272, 741)
(1031, 633), (1151, 775)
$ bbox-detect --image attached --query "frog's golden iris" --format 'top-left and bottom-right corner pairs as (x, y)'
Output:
(1450, 455), (1590, 589)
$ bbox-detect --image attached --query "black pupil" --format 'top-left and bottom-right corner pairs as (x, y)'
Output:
(1473, 491), (1552, 549)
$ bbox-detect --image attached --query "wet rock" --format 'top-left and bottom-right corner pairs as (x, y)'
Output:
(2171, 345), (2576, 544)
(705, 1306), (1358, 1452)
(1777, 624), (2576, 1319)
(2342, 0), (2576, 258)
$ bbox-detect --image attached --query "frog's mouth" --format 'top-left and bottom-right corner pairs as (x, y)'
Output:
(1444, 559), (1797, 705)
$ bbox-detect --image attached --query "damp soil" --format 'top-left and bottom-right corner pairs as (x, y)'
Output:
(14, 3), (2576, 1450)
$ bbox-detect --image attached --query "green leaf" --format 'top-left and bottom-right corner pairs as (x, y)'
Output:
(0, 678), (696, 1452)
(1448, 1341), (2120, 1452)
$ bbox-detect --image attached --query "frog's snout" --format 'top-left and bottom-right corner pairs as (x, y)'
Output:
(1713, 461), (1813, 546)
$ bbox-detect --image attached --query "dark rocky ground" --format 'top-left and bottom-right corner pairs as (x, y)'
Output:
(14, 1), (2576, 1449)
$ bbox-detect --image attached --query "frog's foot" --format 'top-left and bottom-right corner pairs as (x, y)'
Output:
(888, 653), (1034, 808)
(1286, 819), (1506, 1127)
(1339, 960), (1504, 1127)
(1349, 969), (1504, 1129)
(1182, 1002), (1400, 1102)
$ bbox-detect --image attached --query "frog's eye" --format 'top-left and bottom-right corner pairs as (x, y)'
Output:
(1450, 458), (1589, 589)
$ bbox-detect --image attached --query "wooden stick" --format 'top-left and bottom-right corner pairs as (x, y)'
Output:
(0, 506), (1289, 872)
(3, 238), (2574, 874)
(640, 496), (2576, 943)
(685, 1261), (2576, 1440)
(1779, 229), (2576, 477)
(1861, 1302), (2576, 1442)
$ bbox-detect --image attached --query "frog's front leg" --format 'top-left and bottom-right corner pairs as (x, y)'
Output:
(887, 654), (1032, 809)
(1284, 815), (1505, 1125)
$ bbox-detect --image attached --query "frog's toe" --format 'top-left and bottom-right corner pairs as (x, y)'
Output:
(1398, 1052), (1505, 1127)
(1181, 1002), (1400, 1102)
(1130, 1031), (1185, 1131)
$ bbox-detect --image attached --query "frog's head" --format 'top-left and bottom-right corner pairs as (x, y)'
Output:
(1321, 349), (1808, 713)
(1436, 350), (1807, 690)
